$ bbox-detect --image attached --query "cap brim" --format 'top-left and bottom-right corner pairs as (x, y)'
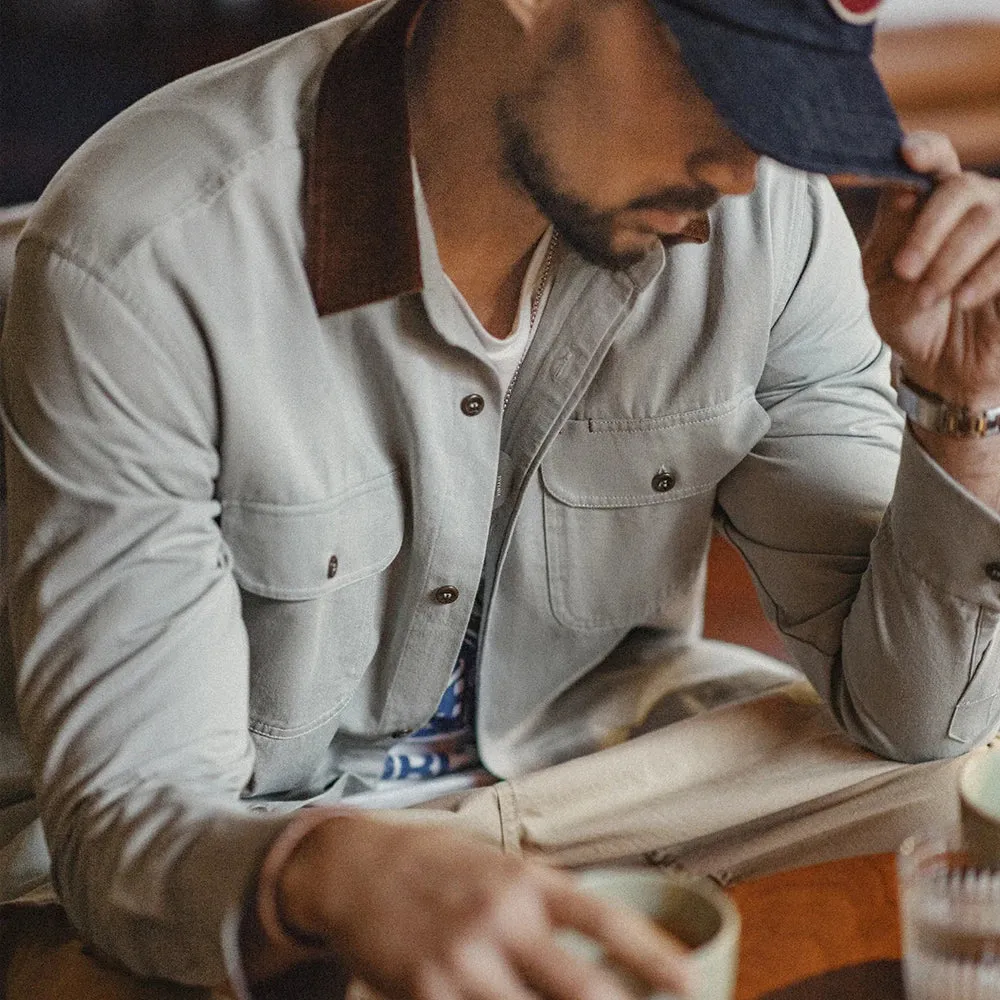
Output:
(651, 1), (931, 189)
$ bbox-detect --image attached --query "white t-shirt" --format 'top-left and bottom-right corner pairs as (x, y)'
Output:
(447, 224), (558, 398)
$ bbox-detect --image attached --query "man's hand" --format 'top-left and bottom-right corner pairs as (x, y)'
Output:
(273, 812), (692, 1000)
(861, 132), (1000, 508)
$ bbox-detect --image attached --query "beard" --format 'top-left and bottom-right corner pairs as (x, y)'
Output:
(495, 95), (719, 271)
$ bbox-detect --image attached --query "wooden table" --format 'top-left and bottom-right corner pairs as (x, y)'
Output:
(728, 853), (903, 1000)
(875, 22), (1000, 171)
(5, 853), (905, 999)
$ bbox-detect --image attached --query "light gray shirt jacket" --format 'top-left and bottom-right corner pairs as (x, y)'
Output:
(3, 0), (1000, 987)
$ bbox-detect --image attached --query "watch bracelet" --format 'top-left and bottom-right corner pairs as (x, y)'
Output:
(896, 374), (1000, 438)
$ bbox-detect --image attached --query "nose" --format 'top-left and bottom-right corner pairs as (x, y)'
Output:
(689, 140), (760, 196)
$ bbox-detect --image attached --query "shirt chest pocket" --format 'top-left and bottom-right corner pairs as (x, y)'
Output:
(222, 470), (405, 743)
(539, 396), (769, 631)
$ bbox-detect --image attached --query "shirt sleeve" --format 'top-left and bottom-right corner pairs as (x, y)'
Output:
(1, 237), (294, 985)
(715, 172), (1000, 764)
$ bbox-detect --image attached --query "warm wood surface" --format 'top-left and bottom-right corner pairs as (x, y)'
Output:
(704, 536), (790, 663)
(4, 855), (903, 999)
(875, 24), (1000, 112)
(728, 853), (901, 1000)
(875, 22), (1000, 169)
(886, 104), (1000, 171)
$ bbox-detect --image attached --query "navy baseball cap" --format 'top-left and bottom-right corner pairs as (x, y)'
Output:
(650, 0), (931, 188)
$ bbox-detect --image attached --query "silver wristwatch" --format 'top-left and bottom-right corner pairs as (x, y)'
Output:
(896, 375), (1000, 438)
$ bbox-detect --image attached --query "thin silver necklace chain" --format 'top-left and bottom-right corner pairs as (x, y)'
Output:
(503, 229), (560, 413)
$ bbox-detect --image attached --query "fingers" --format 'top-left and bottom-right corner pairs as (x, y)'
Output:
(862, 132), (961, 286)
(411, 871), (692, 1000)
(893, 174), (1000, 306)
(542, 875), (693, 997)
(892, 175), (971, 281)
(515, 938), (636, 1000)
(893, 172), (1000, 269)
(413, 942), (539, 1000)
(290, 817), (693, 1000)
(885, 132), (963, 283)
(861, 131), (1000, 312)
(899, 131), (962, 180)
(956, 244), (1000, 310)
(909, 201), (1000, 308)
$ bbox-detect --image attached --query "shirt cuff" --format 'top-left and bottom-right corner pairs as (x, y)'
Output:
(887, 430), (1000, 603)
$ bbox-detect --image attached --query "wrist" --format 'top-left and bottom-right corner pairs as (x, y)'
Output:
(897, 372), (1000, 439)
(909, 423), (1000, 512)
(272, 811), (363, 951)
(241, 808), (343, 982)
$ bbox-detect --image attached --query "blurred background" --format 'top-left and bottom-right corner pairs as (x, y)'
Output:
(2, 0), (316, 204)
(2, 0), (998, 659)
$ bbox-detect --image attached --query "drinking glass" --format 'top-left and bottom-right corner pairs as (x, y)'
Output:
(898, 832), (1000, 1000)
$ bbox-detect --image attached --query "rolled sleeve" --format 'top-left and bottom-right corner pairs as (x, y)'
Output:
(837, 432), (1000, 761)
(887, 432), (1000, 602)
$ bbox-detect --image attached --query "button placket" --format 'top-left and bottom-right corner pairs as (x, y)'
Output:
(379, 357), (497, 730)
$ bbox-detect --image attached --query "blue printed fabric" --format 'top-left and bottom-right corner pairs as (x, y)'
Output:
(381, 595), (482, 780)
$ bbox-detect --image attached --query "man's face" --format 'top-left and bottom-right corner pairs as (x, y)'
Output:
(496, 0), (760, 270)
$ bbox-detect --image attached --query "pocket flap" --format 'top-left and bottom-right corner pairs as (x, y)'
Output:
(540, 393), (769, 509)
(222, 470), (403, 600)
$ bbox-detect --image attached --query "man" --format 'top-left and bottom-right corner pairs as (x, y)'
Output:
(3, 0), (1000, 996)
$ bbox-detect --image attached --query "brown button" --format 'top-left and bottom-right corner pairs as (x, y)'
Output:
(986, 562), (1000, 583)
(433, 585), (460, 604)
(460, 394), (485, 416)
(652, 471), (676, 493)
(327, 555), (339, 578)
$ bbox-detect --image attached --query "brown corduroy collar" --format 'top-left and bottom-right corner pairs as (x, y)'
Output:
(304, 0), (711, 318)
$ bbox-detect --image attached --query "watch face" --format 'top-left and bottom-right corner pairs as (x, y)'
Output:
(826, 0), (882, 24)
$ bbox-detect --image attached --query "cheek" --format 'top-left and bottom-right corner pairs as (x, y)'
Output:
(513, 6), (731, 210)
(529, 110), (689, 210)
(521, 72), (720, 207)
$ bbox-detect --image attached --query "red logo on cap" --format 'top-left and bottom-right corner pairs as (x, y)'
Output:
(827, 0), (881, 24)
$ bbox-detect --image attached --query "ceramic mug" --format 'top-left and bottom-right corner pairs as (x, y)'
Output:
(960, 746), (1000, 868)
(562, 868), (741, 1000)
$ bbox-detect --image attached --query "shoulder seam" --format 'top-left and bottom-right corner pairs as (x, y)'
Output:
(26, 134), (305, 280)
(17, 234), (181, 350)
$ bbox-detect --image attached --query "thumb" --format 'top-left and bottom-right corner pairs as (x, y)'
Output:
(863, 132), (958, 287)
(862, 185), (923, 287)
